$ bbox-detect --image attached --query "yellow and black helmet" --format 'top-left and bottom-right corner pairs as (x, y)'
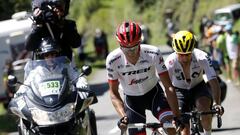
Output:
(172, 30), (196, 54)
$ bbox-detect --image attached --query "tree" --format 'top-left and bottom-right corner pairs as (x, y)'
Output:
(0, 0), (31, 21)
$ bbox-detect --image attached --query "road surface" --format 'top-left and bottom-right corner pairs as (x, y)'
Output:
(89, 45), (240, 135)
(8, 45), (240, 135)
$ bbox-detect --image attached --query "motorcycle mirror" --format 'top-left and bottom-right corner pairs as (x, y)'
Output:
(81, 65), (92, 76)
(8, 75), (18, 86)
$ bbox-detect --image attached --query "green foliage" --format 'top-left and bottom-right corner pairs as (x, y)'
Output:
(0, 104), (18, 134)
(0, 1), (14, 20)
(68, 0), (240, 73)
(0, 0), (31, 20)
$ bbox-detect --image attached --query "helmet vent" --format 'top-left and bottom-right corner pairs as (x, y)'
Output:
(182, 36), (186, 42)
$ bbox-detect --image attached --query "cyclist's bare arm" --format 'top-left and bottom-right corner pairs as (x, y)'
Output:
(208, 78), (224, 115)
(108, 80), (127, 117)
(159, 71), (181, 117)
(208, 78), (221, 105)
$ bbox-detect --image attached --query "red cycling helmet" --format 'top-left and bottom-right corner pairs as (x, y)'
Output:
(116, 21), (142, 47)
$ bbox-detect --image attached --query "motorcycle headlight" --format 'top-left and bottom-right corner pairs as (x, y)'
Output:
(30, 103), (75, 125)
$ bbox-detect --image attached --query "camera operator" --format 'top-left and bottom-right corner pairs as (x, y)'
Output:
(25, 0), (81, 61)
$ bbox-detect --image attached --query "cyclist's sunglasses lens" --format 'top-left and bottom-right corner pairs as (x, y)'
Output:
(177, 53), (192, 57)
(120, 43), (139, 52)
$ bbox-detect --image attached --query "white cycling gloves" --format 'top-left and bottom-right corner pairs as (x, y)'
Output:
(76, 76), (89, 90)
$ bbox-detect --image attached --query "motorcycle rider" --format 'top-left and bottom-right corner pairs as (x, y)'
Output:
(25, 0), (81, 61)
(165, 30), (224, 135)
(15, 37), (88, 97)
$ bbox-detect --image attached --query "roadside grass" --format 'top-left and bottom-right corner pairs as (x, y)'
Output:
(0, 103), (18, 134)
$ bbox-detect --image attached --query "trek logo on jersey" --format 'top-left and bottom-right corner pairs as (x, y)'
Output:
(108, 55), (121, 65)
(122, 67), (151, 76)
(129, 76), (149, 85)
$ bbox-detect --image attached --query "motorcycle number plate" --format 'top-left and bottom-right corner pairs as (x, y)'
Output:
(39, 81), (61, 96)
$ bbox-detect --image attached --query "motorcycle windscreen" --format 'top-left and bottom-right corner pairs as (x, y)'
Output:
(25, 56), (73, 106)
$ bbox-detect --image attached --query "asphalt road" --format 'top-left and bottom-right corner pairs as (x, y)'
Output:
(8, 45), (240, 135)
(89, 69), (240, 135)
(88, 45), (240, 135)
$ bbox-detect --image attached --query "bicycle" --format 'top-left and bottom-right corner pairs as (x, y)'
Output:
(121, 122), (175, 135)
(183, 109), (222, 135)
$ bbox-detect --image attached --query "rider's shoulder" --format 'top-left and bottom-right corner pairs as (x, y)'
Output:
(141, 44), (161, 55)
(106, 48), (123, 65)
(165, 52), (177, 67)
(193, 48), (209, 60)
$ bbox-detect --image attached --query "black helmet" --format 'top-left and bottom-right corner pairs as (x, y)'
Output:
(37, 37), (60, 58)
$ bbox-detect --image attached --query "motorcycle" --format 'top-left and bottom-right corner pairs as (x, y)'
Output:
(8, 56), (98, 135)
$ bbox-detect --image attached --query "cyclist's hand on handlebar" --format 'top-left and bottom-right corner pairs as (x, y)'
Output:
(173, 117), (185, 132)
(213, 104), (224, 116)
(117, 116), (129, 131)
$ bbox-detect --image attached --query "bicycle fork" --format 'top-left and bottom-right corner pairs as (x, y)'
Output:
(190, 113), (201, 135)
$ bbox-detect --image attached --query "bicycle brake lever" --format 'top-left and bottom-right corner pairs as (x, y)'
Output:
(217, 115), (222, 128)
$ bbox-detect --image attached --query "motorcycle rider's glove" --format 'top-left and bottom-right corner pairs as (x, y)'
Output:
(76, 76), (89, 90)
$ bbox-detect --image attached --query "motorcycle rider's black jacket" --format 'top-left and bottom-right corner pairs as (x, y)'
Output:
(25, 19), (82, 60)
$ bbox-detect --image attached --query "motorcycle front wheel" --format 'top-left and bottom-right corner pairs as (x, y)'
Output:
(88, 108), (97, 135)
(78, 108), (97, 135)
(18, 119), (35, 135)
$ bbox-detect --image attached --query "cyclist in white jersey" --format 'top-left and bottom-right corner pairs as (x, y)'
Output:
(165, 30), (224, 135)
(106, 21), (183, 135)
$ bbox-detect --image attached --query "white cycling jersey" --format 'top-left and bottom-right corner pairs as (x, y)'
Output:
(106, 44), (167, 96)
(165, 48), (217, 90)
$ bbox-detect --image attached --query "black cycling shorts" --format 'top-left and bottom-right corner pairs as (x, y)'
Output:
(175, 81), (213, 123)
(124, 83), (173, 135)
